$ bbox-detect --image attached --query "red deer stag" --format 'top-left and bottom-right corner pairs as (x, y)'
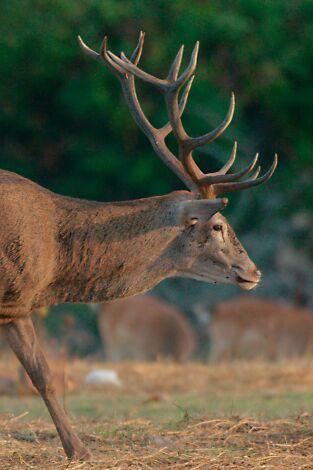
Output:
(0, 32), (277, 459)
(98, 295), (195, 361)
(210, 297), (313, 361)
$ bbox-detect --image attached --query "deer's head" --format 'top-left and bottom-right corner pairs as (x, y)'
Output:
(173, 208), (261, 290)
(79, 32), (277, 291)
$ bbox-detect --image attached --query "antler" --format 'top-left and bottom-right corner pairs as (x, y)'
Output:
(78, 32), (277, 199)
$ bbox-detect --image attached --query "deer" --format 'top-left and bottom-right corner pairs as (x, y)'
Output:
(209, 297), (313, 361)
(97, 295), (195, 362)
(0, 31), (277, 460)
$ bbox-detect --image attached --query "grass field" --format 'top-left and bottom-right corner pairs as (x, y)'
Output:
(1, 358), (313, 468)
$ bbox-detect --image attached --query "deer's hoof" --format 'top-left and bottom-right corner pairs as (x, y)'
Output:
(68, 446), (92, 461)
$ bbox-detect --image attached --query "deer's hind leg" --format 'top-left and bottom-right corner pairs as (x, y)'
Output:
(2, 316), (90, 460)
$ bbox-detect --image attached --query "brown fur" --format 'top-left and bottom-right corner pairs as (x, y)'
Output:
(210, 297), (313, 361)
(98, 295), (195, 362)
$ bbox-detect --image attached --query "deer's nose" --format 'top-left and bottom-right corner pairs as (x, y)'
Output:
(232, 264), (261, 280)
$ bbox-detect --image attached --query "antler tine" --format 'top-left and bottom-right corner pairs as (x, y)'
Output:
(216, 141), (237, 175)
(250, 166), (261, 179)
(185, 92), (235, 151)
(173, 41), (199, 90)
(178, 76), (195, 116)
(167, 45), (184, 81)
(201, 151), (259, 184)
(161, 76), (195, 137)
(107, 41), (199, 93)
(99, 36), (129, 76)
(78, 35), (127, 77)
(78, 35), (101, 61)
(107, 50), (167, 89)
(130, 31), (145, 65)
(213, 154), (278, 196)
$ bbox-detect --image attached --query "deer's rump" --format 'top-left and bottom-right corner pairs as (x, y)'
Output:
(0, 170), (57, 321)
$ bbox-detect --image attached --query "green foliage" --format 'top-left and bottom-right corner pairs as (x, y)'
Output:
(0, 0), (312, 212)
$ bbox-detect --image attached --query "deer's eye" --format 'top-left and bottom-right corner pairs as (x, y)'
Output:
(213, 224), (223, 232)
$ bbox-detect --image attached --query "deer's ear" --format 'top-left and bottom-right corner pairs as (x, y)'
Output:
(178, 198), (228, 227)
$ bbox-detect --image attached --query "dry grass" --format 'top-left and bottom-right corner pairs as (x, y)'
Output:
(1, 358), (313, 469)
(1, 413), (313, 469)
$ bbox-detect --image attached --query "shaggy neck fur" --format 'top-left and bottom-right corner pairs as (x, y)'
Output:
(40, 191), (193, 305)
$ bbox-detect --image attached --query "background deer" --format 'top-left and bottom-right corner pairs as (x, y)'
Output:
(210, 297), (313, 361)
(98, 295), (195, 362)
(0, 32), (276, 459)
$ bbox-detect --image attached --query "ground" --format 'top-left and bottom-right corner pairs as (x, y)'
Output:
(1, 358), (313, 469)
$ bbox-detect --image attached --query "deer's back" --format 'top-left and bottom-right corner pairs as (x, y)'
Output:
(98, 295), (195, 361)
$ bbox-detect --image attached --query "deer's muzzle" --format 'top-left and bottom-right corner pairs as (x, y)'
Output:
(232, 266), (261, 290)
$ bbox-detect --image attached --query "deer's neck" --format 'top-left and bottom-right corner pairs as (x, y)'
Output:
(44, 191), (191, 305)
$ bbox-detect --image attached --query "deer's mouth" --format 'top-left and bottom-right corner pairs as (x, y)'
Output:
(236, 274), (254, 284)
(235, 274), (260, 290)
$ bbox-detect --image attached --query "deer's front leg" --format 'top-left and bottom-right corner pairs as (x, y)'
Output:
(2, 316), (90, 460)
